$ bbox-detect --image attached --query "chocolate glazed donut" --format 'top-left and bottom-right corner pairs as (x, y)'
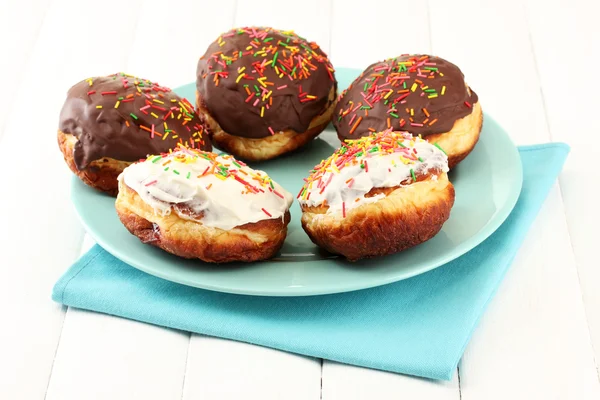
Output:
(333, 55), (482, 169)
(58, 73), (211, 194)
(196, 27), (337, 161)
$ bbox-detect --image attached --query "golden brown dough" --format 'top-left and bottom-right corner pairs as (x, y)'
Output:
(114, 147), (293, 263)
(196, 87), (336, 161)
(116, 182), (291, 263)
(298, 130), (454, 261)
(425, 101), (483, 169)
(58, 130), (129, 195)
(301, 173), (455, 261)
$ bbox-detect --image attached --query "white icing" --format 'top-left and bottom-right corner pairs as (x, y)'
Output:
(298, 132), (448, 215)
(120, 149), (293, 230)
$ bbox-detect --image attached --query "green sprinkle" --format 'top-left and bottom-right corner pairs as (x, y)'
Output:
(360, 164), (365, 169)
(425, 67), (438, 71)
(411, 169), (416, 181)
(368, 147), (379, 153)
(272, 51), (278, 66)
(418, 157), (424, 162)
(424, 89), (436, 93)
(398, 141), (406, 148)
(403, 82), (407, 89)
(270, 181), (275, 189)
(118, 96), (124, 100)
(239, 51), (242, 57)
(151, 156), (162, 163)
(434, 143), (447, 155)
(355, 152), (364, 157)
(254, 85), (260, 92)
(390, 112), (399, 118)
(384, 100), (389, 105)
(363, 82), (369, 91)
(291, 66), (297, 76)
(186, 172), (191, 179)
(129, 113), (138, 120)
(360, 106), (371, 110)
(264, 37), (274, 42)
(338, 116), (342, 122)
(232, 161), (241, 168)
(173, 170), (180, 175)
(164, 167), (169, 171)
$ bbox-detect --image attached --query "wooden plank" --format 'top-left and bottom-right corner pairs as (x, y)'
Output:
(0, 0), (52, 138)
(44, 1), (238, 399)
(322, 363), (459, 400)
(234, 0), (333, 53)
(0, 0), (144, 396)
(525, 0), (600, 379)
(46, 309), (190, 400)
(429, 0), (549, 145)
(428, 0), (600, 396)
(329, 0), (430, 70)
(179, 4), (325, 399)
(127, 0), (237, 89)
(182, 336), (321, 400)
(322, 2), (461, 398)
(459, 187), (600, 399)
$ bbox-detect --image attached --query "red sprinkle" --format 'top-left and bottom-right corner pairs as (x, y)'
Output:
(144, 180), (157, 187)
(261, 208), (272, 217)
(464, 101), (472, 108)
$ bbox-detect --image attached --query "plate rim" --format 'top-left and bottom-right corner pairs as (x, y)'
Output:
(70, 67), (523, 296)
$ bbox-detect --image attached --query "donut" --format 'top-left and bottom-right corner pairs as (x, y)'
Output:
(115, 146), (293, 263)
(298, 130), (455, 261)
(333, 55), (481, 169)
(58, 73), (212, 195)
(196, 27), (337, 161)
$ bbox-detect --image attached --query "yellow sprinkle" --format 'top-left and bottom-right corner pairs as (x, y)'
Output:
(151, 112), (159, 118)
(428, 94), (438, 99)
(260, 107), (265, 117)
(171, 99), (177, 102)
(237, 66), (246, 73)
(178, 113), (182, 120)
(306, 95), (317, 99)
(440, 73), (444, 77)
(164, 122), (168, 130)
(275, 66), (280, 74)
(441, 86), (446, 95)
(162, 131), (170, 140)
(87, 79), (93, 86)
(178, 102), (188, 112)
(96, 105), (102, 109)
(384, 90), (393, 99)
(236, 74), (244, 83)
(411, 83), (418, 92)
(258, 78), (267, 87)
(114, 101), (120, 109)
(279, 73), (284, 78)
(410, 108), (414, 116)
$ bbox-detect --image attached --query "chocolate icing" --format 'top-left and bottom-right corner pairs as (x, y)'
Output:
(59, 73), (211, 170)
(333, 55), (478, 141)
(196, 27), (336, 139)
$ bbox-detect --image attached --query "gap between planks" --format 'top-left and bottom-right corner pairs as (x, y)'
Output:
(522, 1), (600, 382)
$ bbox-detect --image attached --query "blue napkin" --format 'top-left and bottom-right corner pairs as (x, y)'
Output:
(52, 144), (569, 381)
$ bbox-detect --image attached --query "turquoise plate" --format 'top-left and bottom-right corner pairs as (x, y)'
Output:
(70, 67), (523, 296)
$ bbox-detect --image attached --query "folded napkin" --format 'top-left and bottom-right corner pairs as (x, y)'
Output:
(52, 144), (569, 381)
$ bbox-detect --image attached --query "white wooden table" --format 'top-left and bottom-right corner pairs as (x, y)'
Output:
(1, 0), (599, 398)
